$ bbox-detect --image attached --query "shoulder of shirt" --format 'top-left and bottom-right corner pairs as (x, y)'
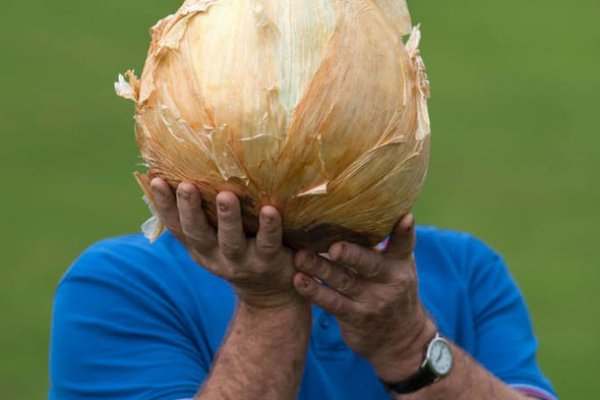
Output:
(57, 231), (218, 292)
(414, 225), (507, 278)
(67, 231), (178, 267)
(415, 225), (498, 254)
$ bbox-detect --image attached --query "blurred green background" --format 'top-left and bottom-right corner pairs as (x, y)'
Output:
(1, 0), (598, 398)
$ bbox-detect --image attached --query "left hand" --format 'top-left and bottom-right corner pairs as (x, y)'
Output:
(150, 179), (303, 310)
(292, 214), (437, 380)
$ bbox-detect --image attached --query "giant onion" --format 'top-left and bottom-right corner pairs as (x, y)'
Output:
(116, 0), (431, 252)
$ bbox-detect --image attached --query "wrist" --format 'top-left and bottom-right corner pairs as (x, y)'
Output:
(238, 292), (310, 315)
(237, 296), (312, 339)
(236, 285), (307, 310)
(371, 311), (438, 382)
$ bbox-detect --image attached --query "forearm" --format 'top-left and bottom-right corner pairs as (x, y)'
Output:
(374, 321), (528, 400)
(196, 300), (311, 400)
(392, 343), (528, 400)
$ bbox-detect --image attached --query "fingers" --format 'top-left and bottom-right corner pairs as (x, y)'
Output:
(384, 213), (416, 261)
(176, 182), (217, 253)
(294, 251), (362, 297)
(328, 242), (388, 281)
(151, 178), (183, 240)
(255, 206), (283, 259)
(293, 273), (355, 317)
(325, 213), (415, 281)
(216, 192), (246, 260)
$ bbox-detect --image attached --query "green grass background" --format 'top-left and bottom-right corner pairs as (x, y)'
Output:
(1, 0), (598, 398)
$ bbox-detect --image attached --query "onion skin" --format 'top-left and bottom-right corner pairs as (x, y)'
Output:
(117, 0), (431, 252)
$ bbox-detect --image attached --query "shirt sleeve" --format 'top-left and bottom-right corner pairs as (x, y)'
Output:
(49, 241), (207, 400)
(466, 237), (558, 400)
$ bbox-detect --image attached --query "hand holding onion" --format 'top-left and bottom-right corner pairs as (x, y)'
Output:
(293, 214), (436, 381)
(151, 177), (303, 309)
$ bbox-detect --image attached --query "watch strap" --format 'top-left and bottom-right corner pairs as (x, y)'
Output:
(380, 332), (450, 395)
(381, 365), (438, 394)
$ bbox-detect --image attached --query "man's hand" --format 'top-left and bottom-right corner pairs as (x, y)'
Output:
(292, 213), (436, 381)
(151, 178), (300, 309)
(293, 214), (536, 400)
(151, 178), (311, 399)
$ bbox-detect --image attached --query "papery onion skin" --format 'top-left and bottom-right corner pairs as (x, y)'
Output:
(116, 0), (431, 252)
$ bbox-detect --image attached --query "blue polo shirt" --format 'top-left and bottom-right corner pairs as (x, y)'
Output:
(49, 227), (558, 400)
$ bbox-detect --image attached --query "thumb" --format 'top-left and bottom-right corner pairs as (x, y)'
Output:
(383, 213), (416, 261)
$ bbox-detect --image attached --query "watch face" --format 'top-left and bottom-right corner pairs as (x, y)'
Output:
(428, 338), (453, 376)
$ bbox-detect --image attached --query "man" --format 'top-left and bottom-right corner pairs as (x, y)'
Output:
(49, 178), (557, 399)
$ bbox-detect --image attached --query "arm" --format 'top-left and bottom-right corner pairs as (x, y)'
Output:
(378, 334), (531, 400)
(197, 301), (310, 399)
(151, 179), (310, 400)
(292, 214), (532, 399)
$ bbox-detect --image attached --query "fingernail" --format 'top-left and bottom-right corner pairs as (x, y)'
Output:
(331, 243), (345, 261)
(152, 184), (165, 197)
(298, 275), (311, 290)
(177, 190), (190, 201)
(262, 213), (274, 224)
(305, 252), (315, 264)
(404, 215), (414, 231)
(218, 202), (229, 212)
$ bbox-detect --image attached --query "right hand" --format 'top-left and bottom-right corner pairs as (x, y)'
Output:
(150, 178), (302, 309)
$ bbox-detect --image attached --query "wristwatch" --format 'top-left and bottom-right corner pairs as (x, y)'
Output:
(381, 333), (453, 395)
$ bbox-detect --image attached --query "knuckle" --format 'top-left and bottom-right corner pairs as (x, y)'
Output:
(366, 258), (386, 279)
(360, 291), (389, 313)
(343, 243), (357, 264)
(354, 302), (372, 318)
(220, 240), (244, 258)
(392, 265), (414, 286)
(184, 230), (213, 251)
(217, 206), (239, 222)
(155, 197), (173, 214)
(153, 195), (166, 207)
(353, 248), (365, 267)
(231, 270), (258, 287)
(180, 223), (195, 237)
(330, 295), (345, 314)
(300, 251), (317, 271)
(360, 301), (386, 322)
(219, 212), (238, 225)
(253, 260), (271, 275)
(261, 223), (279, 235)
(317, 259), (331, 280)
(337, 271), (357, 293)
(257, 239), (279, 255)
(374, 297), (389, 312)
(396, 273), (411, 287)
